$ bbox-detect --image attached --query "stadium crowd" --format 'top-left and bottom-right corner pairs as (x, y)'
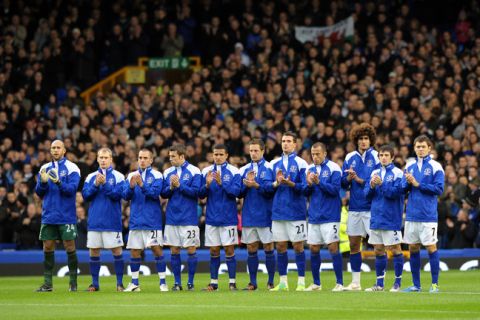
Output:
(0, 0), (479, 250)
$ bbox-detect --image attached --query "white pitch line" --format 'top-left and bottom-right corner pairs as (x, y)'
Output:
(434, 292), (480, 295)
(1, 303), (479, 315)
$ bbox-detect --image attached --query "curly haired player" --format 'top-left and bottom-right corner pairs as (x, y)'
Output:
(341, 123), (380, 291)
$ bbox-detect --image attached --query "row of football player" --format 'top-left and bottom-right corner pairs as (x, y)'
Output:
(34, 123), (444, 293)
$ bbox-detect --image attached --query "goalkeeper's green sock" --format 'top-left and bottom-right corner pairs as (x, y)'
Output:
(44, 251), (55, 286)
(67, 250), (78, 285)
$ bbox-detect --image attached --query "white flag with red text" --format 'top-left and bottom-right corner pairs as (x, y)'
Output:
(294, 16), (354, 45)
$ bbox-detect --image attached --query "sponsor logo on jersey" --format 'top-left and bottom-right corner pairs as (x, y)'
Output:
(60, 170), (67, 177)
(424, 168), (432, 176)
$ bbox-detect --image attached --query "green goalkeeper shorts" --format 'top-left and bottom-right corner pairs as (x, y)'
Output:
(39, 224), (77, 241)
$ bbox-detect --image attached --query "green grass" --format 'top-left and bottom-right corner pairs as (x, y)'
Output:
(1, 271), (480, 320)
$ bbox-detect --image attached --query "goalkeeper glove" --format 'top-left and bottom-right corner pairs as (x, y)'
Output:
(48, 168), (60, 184)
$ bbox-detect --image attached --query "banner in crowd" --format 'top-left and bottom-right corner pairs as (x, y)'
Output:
(294, 16), (354, 44)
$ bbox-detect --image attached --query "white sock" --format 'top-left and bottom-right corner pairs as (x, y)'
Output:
(158, 272), (166, 280)
(352, 272), (360, 284)
(211, 279), (218, 284)
(229, 278), (236, 284)
(280, 275), (288, 284)
(298, 276), (305, 285)
(132, 271), (139, 280)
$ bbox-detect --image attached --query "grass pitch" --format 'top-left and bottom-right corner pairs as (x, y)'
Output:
(1, 271), (479, 320)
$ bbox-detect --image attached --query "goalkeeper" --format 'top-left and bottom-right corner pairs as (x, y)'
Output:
(34, 140), (81, 292)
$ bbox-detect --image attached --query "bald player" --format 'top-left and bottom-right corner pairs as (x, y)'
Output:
(35, 140), (81, 292)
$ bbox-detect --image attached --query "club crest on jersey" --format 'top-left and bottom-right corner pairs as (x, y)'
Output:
(146, 176), (154, 184)
(260, 171), (266, 179)
(60, 170), (67, 177)
(182, 173), (190, 181)
(289, 166), (298, 173)
(108, 178), (115, 185)
(366, 159), (373, 167)
(423, 168), (431, 176)
(322, 171), (329, 178)
(351, 160), (357, 168)
(223, 174), (231, 182)
(386, 175), (394, 182)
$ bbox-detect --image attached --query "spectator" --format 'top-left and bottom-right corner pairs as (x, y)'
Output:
(161, 23), (184, 57)
(1, 192), (22, 243)
(75, 206), (88, 249)
(14, 203), (41, 249)
(447, 209), (478, 248)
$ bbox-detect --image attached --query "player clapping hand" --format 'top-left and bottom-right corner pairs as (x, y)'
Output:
(95, 173), (106, 186)
(206, 171), (214, 188)
(277, 170), (295, 187)
(345, 166), (357, 181)
(275, 169), (284, 185)
(214, 171), (222, 186)
(370, 174), (382, 188)
(404, 172), (419, 187)
(243, 170), (259, 189)
(345, 166), (364, 184)
(130, 173), (143, 188)
(307, 171), (320, 186)
(170, 175), (180, 189)
(136, 174), (144, 187)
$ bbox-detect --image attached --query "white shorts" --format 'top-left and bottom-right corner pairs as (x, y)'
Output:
(272, 220), (307, 243)
(164, 225), (200, 248)
(404, 221), (438, 246)
(87, 231), (124, 249)
(347, 211), (371, 237)
(307, 222), (340, 245)
(205, 225), (238, 247)
(241, 227), (273, 244)
(126, 230), (163, 249)
(368, 229), (403, 246)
